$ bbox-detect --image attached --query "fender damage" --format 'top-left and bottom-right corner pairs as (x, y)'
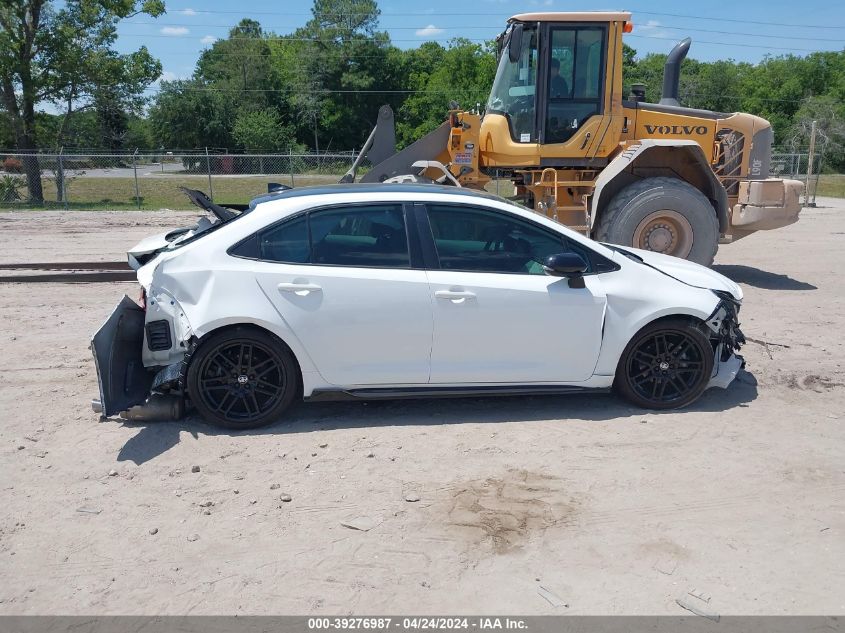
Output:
(705, 292), (746, 389)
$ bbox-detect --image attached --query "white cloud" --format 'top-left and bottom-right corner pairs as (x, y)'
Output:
(415, 24), (444, 37)
(159, 70), (179, 82)
(200, 34), (217, 45)
(637, 20), (668, 38)
(178, 8), (197, 15)
(160, 26), (189, 36)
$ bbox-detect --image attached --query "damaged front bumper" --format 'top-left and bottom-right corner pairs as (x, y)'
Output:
(705, 294), (746, 390)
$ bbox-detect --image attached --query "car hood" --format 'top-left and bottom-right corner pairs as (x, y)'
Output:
(614, 246), (743, 301)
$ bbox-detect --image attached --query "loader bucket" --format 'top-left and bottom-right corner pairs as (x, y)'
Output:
(361, 122), (452, 183)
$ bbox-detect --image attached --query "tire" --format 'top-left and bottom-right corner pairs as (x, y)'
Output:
(595, 177), (719, 266)
(614, 318), (715, 410)
(186, 326), (299, 429)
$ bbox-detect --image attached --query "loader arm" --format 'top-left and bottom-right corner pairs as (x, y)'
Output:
(342, 105), (453, 184)
(361, 121), (452, 183)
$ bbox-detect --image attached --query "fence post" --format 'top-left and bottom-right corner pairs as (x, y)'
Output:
(805, 120), (817, 207)
(132, 148), (141, 209)
(289, 148), (295, 188)
(205, 147), (214, 201)
(56, 146), (67, 208)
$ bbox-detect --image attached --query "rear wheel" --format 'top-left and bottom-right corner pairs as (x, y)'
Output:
(615, 319), (714, 410)
(595, 177), (719, 266)
(186, 327), (298, 429)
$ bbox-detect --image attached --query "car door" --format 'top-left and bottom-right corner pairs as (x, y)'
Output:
(422, 203), (607, 384)
(244, 203), (433, 386)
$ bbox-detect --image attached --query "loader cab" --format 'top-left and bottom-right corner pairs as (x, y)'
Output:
(483, 12), (629, 167)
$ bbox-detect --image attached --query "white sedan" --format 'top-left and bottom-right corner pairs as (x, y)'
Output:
(92, 184), (745, 429)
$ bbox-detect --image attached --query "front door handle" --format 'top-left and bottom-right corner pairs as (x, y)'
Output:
(278, 282), (322, 296)
(580, 132), (592, 150)
(434, 290), (476, 303)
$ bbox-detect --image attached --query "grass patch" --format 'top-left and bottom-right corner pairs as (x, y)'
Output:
(1, 174), (344, 210)
(1, 173), (519, 211)
(10, 172), (834, 211)
(815, 174), (845, 198)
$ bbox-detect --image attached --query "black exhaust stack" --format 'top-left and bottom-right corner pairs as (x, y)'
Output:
(659, 37), (691, 106)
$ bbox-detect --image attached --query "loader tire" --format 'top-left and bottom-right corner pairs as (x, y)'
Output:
(595, 177), (719, 266)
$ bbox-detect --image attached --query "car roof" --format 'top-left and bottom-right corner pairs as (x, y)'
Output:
(260, 182), (506, 203)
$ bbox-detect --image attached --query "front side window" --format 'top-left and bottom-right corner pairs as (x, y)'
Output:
(233, 204), (410, 268)
(487, 26), (538, 143)
(546, 26), (605, 144)
(426, 205), (576, 275)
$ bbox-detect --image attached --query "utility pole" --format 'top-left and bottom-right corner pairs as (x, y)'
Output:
(805, 119), (817, 208)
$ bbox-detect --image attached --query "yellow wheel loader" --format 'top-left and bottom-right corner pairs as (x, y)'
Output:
(342, 12), (803, 266)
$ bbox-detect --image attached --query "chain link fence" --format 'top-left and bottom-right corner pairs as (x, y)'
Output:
(0, 149), (838, 209)
(0, 151), (360, 210)
(771, 149), (829, 205)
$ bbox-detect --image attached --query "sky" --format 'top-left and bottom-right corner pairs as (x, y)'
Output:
(109, 0), (844, 95)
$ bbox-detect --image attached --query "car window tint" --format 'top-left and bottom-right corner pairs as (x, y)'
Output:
(229, 233), (259, 259)
(309, 205), (409, 268)
(427, 205), (569, 275)
(258, 215), (309, 263)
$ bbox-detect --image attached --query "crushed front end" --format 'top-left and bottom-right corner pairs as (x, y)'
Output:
(705, 291), (747, 389)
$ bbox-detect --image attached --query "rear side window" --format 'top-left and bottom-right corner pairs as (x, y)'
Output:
(310, 205), (409, 267)
(258, 215), (309, 263)
(230, 204), (409, 268)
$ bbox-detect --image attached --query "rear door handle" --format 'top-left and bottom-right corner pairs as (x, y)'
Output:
(434, 290), (476, 303)
(277, 282), (322, 295)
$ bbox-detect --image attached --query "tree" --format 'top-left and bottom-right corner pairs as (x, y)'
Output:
(280, 0), (404, 151)
(790, 95), (845, 172)
(0, 0), (164, 202)
(397, 39), (496, 147)
(195, 19), (282, 113)
(232, 108), (299, 151)
(148, 80), (236, 150)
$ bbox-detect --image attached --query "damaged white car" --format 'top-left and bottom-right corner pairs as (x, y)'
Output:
(92, 184), (745, 429)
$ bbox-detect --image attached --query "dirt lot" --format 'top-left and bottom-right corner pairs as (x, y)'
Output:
(0, 201), (843, 616)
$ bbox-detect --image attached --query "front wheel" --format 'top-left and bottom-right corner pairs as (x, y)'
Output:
(615, 319), (715, 410)
(595, 177), (719, 266)
(186, 327), (299, 429)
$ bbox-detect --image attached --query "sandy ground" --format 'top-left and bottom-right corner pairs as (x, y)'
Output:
(0, 201), (843, 616)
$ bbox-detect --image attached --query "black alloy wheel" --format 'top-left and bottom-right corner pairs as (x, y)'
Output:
(187, 327), (298, 429)
(616, 319), (714, 409)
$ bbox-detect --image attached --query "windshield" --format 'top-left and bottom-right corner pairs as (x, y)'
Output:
(487, 25), (538, 143)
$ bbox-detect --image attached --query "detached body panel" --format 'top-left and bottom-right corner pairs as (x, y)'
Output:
(91, 295), (153, 417)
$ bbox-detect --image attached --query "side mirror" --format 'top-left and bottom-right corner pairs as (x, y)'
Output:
(543, 252), (588, 277)
(508, 24), (523, 63)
